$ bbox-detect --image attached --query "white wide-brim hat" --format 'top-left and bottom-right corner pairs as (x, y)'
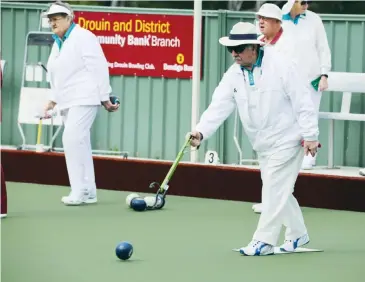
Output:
(219, 22), (263, 46)
(43, 3), (72, 17)
(256, 3), (283, 21)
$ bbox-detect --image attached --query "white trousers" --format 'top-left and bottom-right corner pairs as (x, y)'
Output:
(253, 145), (307, 246)
(302, 85), (322, 166)
(62, 106), (99, 197)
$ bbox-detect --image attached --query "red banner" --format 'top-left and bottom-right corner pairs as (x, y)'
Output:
(74, 11), (202, 79)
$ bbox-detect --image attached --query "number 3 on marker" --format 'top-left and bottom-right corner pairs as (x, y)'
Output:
(205, 150), (219, 165)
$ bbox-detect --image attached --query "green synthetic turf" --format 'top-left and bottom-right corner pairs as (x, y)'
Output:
(1, 182), (365, 282)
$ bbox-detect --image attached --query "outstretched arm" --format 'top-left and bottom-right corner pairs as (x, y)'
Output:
(194, 71), (236, 141)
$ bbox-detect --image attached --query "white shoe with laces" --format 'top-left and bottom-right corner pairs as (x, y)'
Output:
(279, 234), (310, 252)
(61, 191), (90, 206)
(239, 240), (274, 256)
(61, 191), (97, 204)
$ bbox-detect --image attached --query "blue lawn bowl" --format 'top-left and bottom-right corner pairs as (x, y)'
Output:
(110, 95), (120, 105)
(130, 197), (147, 212)
(115, 242), (133, 261)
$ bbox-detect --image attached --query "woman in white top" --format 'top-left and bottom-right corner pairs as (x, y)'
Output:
(43, 2), (119, 205)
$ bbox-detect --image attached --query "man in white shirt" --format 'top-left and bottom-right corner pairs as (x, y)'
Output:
(43, 2), (119, 205)
(187, 22), (319, 256)
(252, 3), (299, 214)
(255, 3), (295, 56)
(282, 0), (332, 170)
(251, 1), (331, 214)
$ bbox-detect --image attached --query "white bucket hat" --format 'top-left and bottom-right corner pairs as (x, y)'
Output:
(43, 3), (72, 17)
(256, 3), (283, 21)
(219, 22), (263, 46)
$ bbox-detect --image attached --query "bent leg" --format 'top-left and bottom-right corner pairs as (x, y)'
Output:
(253, 146), (306, 246)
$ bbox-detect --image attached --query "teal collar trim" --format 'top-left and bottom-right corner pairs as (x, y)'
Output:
(282, 12), (306, 25)
(240, 48), (264, 86)
(52, 22), (76, 50)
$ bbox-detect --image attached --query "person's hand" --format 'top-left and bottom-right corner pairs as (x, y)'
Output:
(102, 100), (119, 112)
(43, 101), (56, 119)
(303, 140), (320, 157)
(319, 76), (328, 92)
(186, 130), (202, 147)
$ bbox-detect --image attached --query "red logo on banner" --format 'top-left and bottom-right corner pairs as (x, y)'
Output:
(74, 11), (202, 79)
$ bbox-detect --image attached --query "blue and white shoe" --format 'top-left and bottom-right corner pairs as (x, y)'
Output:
(279, 234), (310, 252)
(239, 240), (274, 256)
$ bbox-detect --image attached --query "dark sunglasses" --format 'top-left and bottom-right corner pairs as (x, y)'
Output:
(227, 44), (256, 54)
(298, 1), (311, 5)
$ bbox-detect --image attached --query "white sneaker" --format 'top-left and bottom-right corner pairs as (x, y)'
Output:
(1, 214), (7, 218)
(239, 240), (274, 256)
(61, 194), (71, 203)
(252, 203), (263, 214)
(279, 234), (310, 252)
(62, 192), (97, 204)
(62, 191), (90, 206)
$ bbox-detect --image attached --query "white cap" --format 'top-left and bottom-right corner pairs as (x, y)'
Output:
(256, 3), (283, 21)
(43, 4), (72, 17)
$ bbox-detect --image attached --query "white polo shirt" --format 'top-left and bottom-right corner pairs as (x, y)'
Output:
(259, 28), (294, 52)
